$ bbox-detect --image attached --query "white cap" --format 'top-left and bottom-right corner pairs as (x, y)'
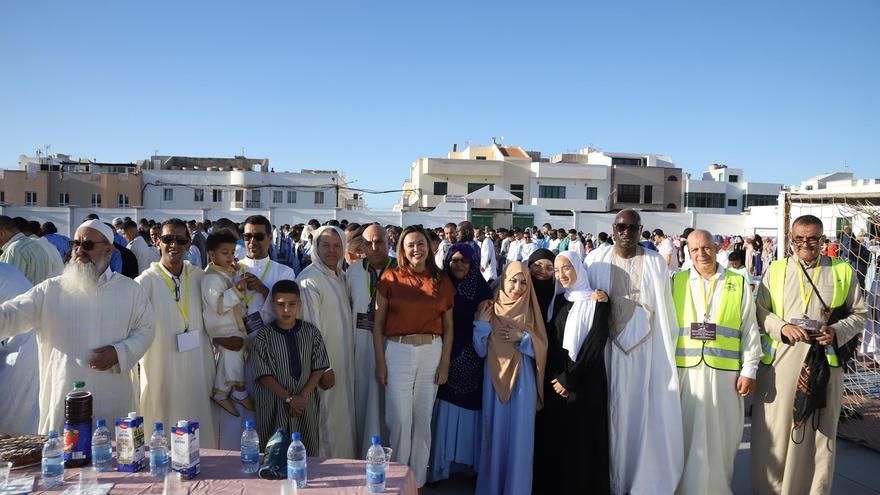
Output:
(128, 411), (137, 419)
(177, 420), (188, 427)
(77, 219), (115, 245)
(112, 217), (124, 225)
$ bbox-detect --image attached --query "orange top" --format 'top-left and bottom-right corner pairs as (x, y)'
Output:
(378, 267), (455, 337)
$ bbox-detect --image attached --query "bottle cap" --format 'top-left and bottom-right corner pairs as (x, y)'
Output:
(245, 420), (254, 429)
(96, 419), (106, 428)
(73, 381), (85, 389)
(177, 420), (188, 427)
(291, 432), (301, 441)
(48, 431), (58, 439)
(128, 412), (137, 419)
(155, 422), (164, 431)
(371, 435), (380, 445)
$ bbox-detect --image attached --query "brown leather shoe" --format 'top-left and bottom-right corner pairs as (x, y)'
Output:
(212, 397), (240, 417)
(232, 394), (256, 412)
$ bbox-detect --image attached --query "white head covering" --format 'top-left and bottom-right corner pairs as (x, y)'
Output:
(557, 250), (597, 361)
(311, 225), (347, 271)
(77, 219), (115, 245)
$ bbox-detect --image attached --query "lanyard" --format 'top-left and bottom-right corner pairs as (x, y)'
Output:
(688, 271), (718, 323)
(159, 267), (190, 331)
(797, 260), (822, 317)
(365, 258), (393, 301)
(244, 260), (272, 306)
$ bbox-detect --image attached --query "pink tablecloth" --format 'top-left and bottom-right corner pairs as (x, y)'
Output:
(24, 449), (417, 494)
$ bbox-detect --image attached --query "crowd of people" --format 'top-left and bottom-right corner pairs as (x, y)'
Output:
(0, 209), (876, 495)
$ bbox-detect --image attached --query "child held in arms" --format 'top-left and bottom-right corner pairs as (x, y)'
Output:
(202, 229), (255, 416)
(252, 280), (334, 451)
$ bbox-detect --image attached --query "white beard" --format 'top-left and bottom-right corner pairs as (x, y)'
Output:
(60, 254), (108, 296)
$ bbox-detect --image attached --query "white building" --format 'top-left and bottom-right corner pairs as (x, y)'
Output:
(684, 164), (782, 214)
(529, 154), (612, 213)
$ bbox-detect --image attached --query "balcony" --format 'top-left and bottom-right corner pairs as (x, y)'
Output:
(233, 200), (263, 208)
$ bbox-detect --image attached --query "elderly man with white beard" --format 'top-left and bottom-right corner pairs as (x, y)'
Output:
(0, 219), (155, 434)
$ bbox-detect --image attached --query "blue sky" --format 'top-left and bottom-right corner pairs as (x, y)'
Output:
(1, 0), (877, 208)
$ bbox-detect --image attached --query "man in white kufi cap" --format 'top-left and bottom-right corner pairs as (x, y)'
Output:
(0, 219), (155, 434)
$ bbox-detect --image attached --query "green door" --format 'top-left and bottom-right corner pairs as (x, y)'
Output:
(512, 213), (534, 230)
(471, 213), (494, 230)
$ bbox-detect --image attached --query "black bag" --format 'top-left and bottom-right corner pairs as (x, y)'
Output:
(792, 343), (831, 437)
(258, 428), (290, 480)
(797, 261), (861, 368)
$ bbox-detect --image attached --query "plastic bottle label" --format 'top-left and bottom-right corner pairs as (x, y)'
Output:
(150, 451), (168, 467)
(42, 458), (64, 478)
(288, 465), (306, 480)
(367, 468), (385, 485)
(241, 450), (259, 464)
(63, 422), (91, 461)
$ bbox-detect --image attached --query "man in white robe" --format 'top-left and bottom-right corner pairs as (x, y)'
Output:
(584, 209), (684, 495)
(136, 219), (218, 448)
(298, 225), (356, 459)
(476, 228), (497, 282)
(217, 215), (296, 450)
(0, 262), (38, 434)
(0, 220), (154, 434)
(123, 219), (159, 274)
(346, 224), (395, 456)
(673, 230), (761, 495)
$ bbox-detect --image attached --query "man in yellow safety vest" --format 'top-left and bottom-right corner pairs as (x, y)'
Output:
(751, 214), (867, 495)
(672, 229), (762, 495)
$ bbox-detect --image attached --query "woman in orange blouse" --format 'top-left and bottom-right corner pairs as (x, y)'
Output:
(373, 225), (455, 489)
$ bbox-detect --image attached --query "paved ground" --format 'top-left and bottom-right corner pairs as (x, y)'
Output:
(423, 421), (880, 494)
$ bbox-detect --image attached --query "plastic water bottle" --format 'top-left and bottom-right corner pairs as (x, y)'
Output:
(91, 418), (112, 472)
(286, 431), (307, 488)
(41, 431), (64, 488)
(240, 420), (260, 474)
(149, 422), (169, 477)
(366, 435), (386, 493)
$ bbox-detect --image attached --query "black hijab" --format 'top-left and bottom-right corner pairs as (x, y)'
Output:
(528, 248), (557, 322)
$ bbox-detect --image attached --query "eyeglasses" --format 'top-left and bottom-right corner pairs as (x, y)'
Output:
(449, 258), (471, 265)
(242, 232), (267, 242)
(613, 223), (640, 233)
(792, 236), (821, 246)
(72, 239), (109, 251)
(159, 235), (190, 245)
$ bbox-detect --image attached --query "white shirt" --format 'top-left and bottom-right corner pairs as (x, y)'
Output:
(657, 238), (679, 273)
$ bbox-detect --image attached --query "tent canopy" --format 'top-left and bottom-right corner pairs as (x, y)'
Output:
(464, 185), (521, 202)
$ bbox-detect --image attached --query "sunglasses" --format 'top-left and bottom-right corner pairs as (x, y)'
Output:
(159, 235), (191, 245)
(613, 223), (640, 233)
(72, 239), (109, 251)
(242, 232), (267, 242)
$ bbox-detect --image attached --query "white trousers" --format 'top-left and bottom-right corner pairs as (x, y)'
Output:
(213, 347), (246, 395)
(384, 338), (441, 488)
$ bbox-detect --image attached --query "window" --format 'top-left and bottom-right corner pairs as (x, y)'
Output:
(586, 187), (598, 200)
(118, 194), (130, 207)
(616, 184), (641, 203)
(729, 175), (739, 183)
(0, 191), (5, 204)
(163, 188), (173, 201)
(667, 203), (677, 209)
(194, 188), (204, 202)
(510, 184), (524, 202)
(667, 175), (678, 181)
(467, 183), (493, 194)
(612, 157), (645, 167)
(727, 198), (738, 207)
(476, 156), (487, 160)
(743, 194), (778, 208)
(287, 191), (297, 203)
(314, 191), (325, 204)
(273, 190), (283, 204)
(684, 192), (725, 208)
(433, 182), (448, 196)
(212, 189), (223, 202)
(805, 185), (814, 191)
(643, 185), (653, 204)
(235, 189), (245, 202)
(25, 191), (37, 206)
(538, 185), (566, 199)
(58, 193), (70, 206)
(90, 193), (101, 207)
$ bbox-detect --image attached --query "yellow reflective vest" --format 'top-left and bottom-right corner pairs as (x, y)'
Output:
(760, 256), (851, 367)
(672, 269), (745, 371)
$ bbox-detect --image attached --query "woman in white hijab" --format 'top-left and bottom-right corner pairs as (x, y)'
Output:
(534, 251), (612, 494)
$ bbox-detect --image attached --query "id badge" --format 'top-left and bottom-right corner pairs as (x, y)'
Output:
(690, 322), (717, 341)
(177, 331), (201, 353)
(791, 317), (821, 337)
(243, 311), (266, 334)
(356, 312), (375, 332)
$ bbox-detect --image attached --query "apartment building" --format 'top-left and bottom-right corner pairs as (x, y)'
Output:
(684, 164), (782, 214)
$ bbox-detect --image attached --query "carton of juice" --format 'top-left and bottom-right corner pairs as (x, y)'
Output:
(171, 420), (200, 479)
(115, 411), (145, 472)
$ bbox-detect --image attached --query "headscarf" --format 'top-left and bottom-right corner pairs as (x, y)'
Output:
(527, 248), (557, 322)
(488, 262), (548, 409)
(310, 225), (347, 273)
(557, 251), (598, 362)
(445, 243), (492, 303)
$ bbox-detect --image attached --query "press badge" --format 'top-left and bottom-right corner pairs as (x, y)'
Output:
(356, 312), (375, 332)
(690, 322), (717, 341)
(243, 312), (266, 334)
(177, 330), (201, 353)
(791, 317), (821, 337)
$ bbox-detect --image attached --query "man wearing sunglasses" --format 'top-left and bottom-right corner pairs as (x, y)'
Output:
(0, 218), (155, 437)
(217, 214), (296, 450)
(583, 208), (684, 495)
(136, 218), (218, 449)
